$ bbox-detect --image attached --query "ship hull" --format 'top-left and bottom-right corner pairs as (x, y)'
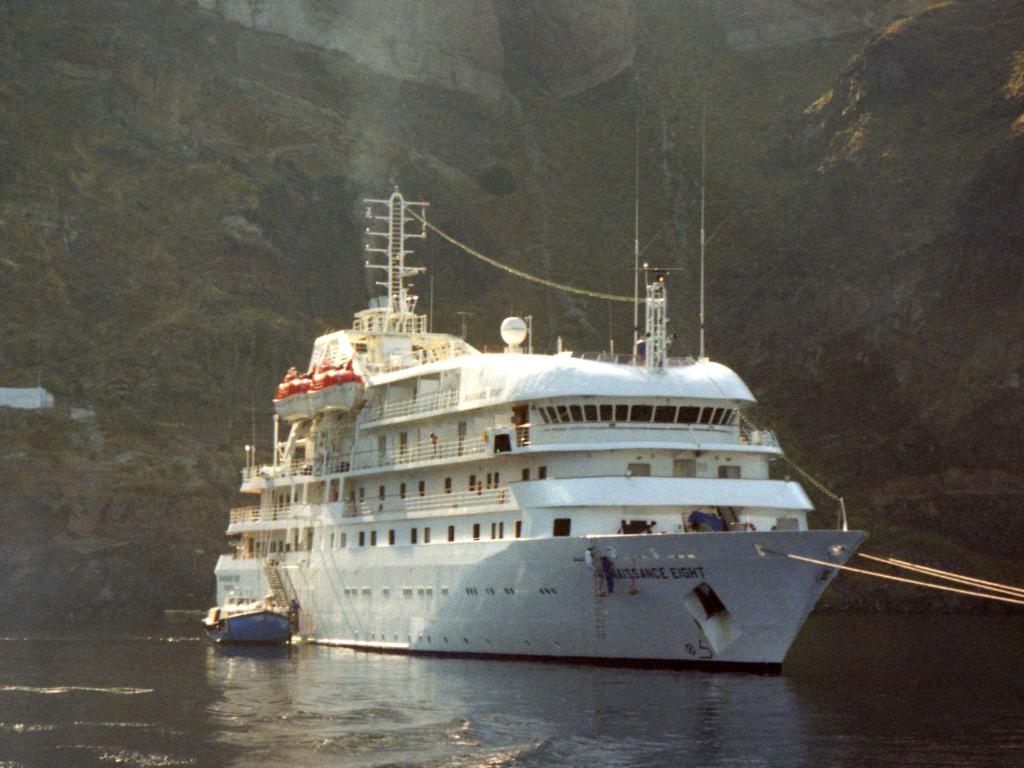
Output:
(215, 529), (864, 669)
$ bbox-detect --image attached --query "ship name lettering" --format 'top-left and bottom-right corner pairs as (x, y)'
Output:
(612, 566), (705, 580)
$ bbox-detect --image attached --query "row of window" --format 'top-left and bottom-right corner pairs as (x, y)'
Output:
(535, 403), (736, 427)
(352, 466), (548, 503)
(329, 519), (527, 549)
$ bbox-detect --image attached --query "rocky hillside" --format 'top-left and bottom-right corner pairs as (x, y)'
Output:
(0, 0), (1021, 624)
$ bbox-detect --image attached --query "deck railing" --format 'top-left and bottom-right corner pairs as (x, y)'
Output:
(361, 388), (459, 424)
(351, 434), (488, 471)
(344, 485), (513, 517)
(229, 504), (308, 524)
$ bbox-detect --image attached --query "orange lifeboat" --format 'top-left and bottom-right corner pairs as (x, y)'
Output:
(273, 367), (300, 402)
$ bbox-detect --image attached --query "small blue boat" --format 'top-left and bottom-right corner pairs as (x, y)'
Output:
(203, 595), (294, 645)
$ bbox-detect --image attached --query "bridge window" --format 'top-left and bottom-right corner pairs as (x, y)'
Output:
(584, 404), (598, 421)
(630, 404), (653, 422)
(545, 406), (559, 423)
(614, 404), (629, 421)
(535, 407), (549, 424)
(699, 408), (715, 424)
(556, 405), (569, 422)
(599, 404), (613, 420)
(553, 518), (572, 537)
(677, 406), (700, 424)
(716, 408), (734, 425)
(569, 404), (583, 421)
(654, 405), (676, 423)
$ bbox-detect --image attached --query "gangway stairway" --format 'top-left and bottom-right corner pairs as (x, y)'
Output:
(263, 560), (292, 606)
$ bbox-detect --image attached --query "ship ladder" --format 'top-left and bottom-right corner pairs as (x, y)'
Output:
(593, 571), (607, 640)
(263, 560), (291, 606)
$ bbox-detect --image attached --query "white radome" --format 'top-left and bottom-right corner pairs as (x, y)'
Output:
(500, 316), (528, 348)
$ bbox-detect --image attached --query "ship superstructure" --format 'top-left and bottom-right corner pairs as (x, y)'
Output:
(214, 189), (865, 670)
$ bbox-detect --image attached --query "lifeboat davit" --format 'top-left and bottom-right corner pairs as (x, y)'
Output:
(272, 358), (364, 421)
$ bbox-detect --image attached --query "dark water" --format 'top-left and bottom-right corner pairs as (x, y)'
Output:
(1, 615), (1022, 768)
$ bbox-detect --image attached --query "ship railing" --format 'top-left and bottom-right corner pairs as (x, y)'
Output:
(739, 424), (779, 447)
(573, 352), (697, 367)
(515, 424), (531, 447)
(229, 504), (309, 524)
(361, 339), (476, 376)
(362, 388), (459, 424)
(241, 459), (311, 482)
(351, 434), (488, 471)
(344, 486), (513, 517)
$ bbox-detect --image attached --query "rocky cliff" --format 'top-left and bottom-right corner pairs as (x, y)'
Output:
(1, 0), (1021, 625)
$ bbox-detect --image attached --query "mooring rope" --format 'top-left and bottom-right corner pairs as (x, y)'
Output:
(859, 553), (1024, 599)
(780, 552), (1024, 606)
(407, 209), (639, 303)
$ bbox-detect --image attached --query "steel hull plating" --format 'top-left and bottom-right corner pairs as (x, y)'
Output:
(215, 530), (864, 667)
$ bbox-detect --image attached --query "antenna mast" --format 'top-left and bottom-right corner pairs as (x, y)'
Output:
(362, 188), (429, 333)
(699, 101), (707, 361)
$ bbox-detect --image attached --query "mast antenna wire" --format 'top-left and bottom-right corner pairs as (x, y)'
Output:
(699, 97), (707, 359)
(633, 94), (641, 350)
(406, 209), (640, 304)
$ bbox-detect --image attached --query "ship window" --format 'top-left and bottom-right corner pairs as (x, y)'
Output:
(445, 478), (452, 494)
(654, 405), (676, 423)
(358, 531), (365, 547)
(630, 404), (653, 422)
(486, 472), (492, 489)
(614, 404), (629, 421)
(556, 405), (569, 422)
(584, 404), (598, 421)
(490, 522), (497, 539)
(627, 462), (651, 476)
(411, 527), (418, 544)
(378, 435), (387, 460)
(399, 432), (408, 458)
(521, 468), (530, 481)
(330, 478), (340, 502)
(400, 482), (406, 499)
(677, 406), (700, 424)
(424, 527), (431, 544)
(418, 480), (425, 497)
(370, 531), (377, 546)
(499, 521), (504, 539)
(539, 466), (547, 479)
(515, 520), (522, 538)
(472, 524), (480, 541)
(379, 485), (385, 499)
(468, 474), (476, 491)
(553, 518), (572, 537)
(493, 433), (512, 453)
(340, 532), (347, 548)
(494, 472), (500, 486)
(718, 465), (741, 479)
(546, 406), (559, 423)
(673, 458), (697, 477)
(599, 404), (613, 420)
(448, 525), (455, 542)
(715, 408), (733, 425)
(699, 408), (715, 424)
(569, 404), (583, 421)
(388, 529), (395, 546)
(536, 407), (549, 424)
(358, 487), (365, 500)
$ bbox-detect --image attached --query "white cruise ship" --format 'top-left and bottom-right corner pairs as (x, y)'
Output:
(213, 189), (865, 671)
